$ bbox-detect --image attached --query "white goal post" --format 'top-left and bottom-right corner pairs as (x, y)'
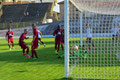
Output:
(64, 0), (120, 79)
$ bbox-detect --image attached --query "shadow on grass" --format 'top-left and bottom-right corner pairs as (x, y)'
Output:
(55, 78), (112, 80)
(0, 47), (64, 64)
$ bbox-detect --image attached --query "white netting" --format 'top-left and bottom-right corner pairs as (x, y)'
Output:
(67, 0), (120, 79)
(71, 0), (120, 15)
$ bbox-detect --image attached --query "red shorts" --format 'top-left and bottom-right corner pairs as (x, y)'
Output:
(32, 39), (38, 49)
(61, 39), (64, 43)
(32, 43), (38, 49)
(19, 43), (28, 49)
(55, 38), (61, 44)
(8, 39), (14, 43)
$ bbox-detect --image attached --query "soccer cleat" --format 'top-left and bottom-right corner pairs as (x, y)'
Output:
(9, 48), (11, 51)
(23, 53), (27, 56)
(44, 44), (46, 47)
(12, 47), (15, 49)
(58, 56), (61, 59)
(26, 54), (31, 57)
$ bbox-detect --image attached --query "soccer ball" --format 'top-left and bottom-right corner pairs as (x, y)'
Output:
(9, 34), (12, 36)
(72, 45), (78, 51)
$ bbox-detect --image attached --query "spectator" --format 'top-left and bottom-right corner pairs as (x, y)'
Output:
(27, 12), (29, 16)
(24, 13), (26, 17)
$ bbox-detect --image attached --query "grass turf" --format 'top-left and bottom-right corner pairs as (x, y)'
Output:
(0, 38), (120, 80)
(0, 38), (64, 80)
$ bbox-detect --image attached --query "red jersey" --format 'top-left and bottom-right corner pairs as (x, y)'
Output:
(53, 29), (61, 39)
(6, 31), (14, 40)
(61, 29), (64, 38)
(32, 28), (38, 49)
(53, 29), (62, 44)
(61, 29), (64, 43)
(19, 33), (27, 45)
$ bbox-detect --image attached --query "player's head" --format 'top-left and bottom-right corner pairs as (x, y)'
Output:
(85, 24), (89, 28)
(32, 23), (36, 29)
(8, 27), (11, 31)
(61, 25), (64, 29)
(57, 25), (60, 30)
(24, 29), (28, 34)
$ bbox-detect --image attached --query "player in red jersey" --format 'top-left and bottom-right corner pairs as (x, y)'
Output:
(31, 23), (39, 59)
(19, 29), (30, 57)
(53, 25), (62, 54)
(60, 25), (64, 50)
(5, 27), (14, 50)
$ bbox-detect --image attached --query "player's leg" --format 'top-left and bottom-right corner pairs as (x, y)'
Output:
(116, 34), (118, 42)
(61, 43), (64, 50)
(90, 38), (96, 50)
(8, 42), (11, 50)
(55, 43), (57, 50)
(40, 38), (46, 47)
(8, 39), (11, 50)
(57, 43), (60, 52)
(23, 49), (27, 56)
(31, 48), (38, 58)
(86, 38), (91, 50)
(61, 39), (64, 50)
(11, 40), (15, 49)
(112, 35), (115, 42)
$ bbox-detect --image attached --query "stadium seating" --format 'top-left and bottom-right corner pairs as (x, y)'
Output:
(0, 3), (52, 23)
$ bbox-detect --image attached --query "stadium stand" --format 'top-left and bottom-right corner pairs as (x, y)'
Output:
(0, 3), (52, 23)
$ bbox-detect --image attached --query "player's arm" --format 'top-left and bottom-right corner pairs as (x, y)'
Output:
(25, 36), (29, 39)
(11, 32), (14, 37)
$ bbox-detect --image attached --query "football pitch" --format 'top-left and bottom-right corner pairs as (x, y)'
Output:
(0, 38), (120, 80)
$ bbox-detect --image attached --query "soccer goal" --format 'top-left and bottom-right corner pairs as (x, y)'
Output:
(64, 0), (120, 79)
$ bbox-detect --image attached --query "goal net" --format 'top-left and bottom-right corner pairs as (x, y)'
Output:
(65, 0), (120, 79)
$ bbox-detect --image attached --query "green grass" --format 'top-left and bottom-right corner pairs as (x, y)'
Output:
(0, 38), (64, 80)
(0, 38), (120, 80)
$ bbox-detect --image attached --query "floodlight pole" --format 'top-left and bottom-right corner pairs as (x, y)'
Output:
(64, 0), (69, 78)
(80, 12), (83, 47)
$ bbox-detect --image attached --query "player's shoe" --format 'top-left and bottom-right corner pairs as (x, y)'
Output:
(23, 53), (27, 56)
(44, 44), (46, 47)
(26, 54), (31, 57)
(36, 57), (39, 59)
(9, 48), (11, 50)
(58, 56), (61, 59)
(12, 47), (15, 49)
